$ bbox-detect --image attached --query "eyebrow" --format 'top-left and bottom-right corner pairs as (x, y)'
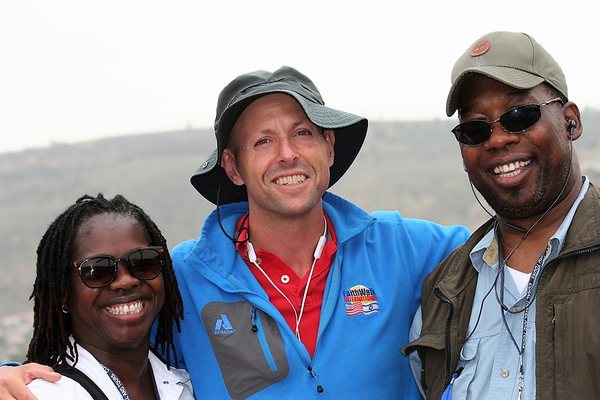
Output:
(459, 89), (534, 117)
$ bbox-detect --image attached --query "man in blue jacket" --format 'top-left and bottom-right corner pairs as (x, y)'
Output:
(168, 66), (468, 399)
(0, 66), (468, 399)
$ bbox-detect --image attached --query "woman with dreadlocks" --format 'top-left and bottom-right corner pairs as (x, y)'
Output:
(24, 193), (193, 399)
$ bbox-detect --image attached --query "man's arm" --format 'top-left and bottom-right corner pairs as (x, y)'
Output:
(0, 364), (60, 400)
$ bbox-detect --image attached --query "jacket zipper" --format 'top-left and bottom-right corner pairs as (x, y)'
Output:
(249, 305), (278, 372)
(551, 245), (600, 263)
(434, 287), (454, 387)
(307, 365), (325, 394)
(551, 304), (556, 341)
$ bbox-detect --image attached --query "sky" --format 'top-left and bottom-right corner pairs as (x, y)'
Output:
(1, 0), (598, 153)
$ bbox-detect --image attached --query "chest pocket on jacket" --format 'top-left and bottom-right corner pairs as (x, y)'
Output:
(547, 285), (600, 398)
(202, 301), (289, 399)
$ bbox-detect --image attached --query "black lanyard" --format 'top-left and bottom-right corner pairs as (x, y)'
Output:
(100, 361), (160, 400)
(497, 245), (548, 400)
(100, 363), (129, 400)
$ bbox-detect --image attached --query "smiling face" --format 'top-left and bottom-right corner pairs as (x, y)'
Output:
(458, 75), (577, 220)
(221, 93), (335, 220)
(68, 213), (164, 354)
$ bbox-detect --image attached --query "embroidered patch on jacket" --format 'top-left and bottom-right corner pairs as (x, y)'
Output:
(213, 313), (236, 335)
(343, 285), (379, 316)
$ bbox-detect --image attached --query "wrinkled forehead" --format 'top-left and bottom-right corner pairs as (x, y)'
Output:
(227, 93), (313, 146)
(457, 74), (542, 116)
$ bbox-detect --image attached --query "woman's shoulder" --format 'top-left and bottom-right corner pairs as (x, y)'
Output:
(28, 375), (93, 400)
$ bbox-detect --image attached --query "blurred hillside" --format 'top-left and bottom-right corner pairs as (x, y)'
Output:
(2, 110), (600, 360)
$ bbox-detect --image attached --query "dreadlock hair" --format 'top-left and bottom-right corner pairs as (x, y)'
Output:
(26, 193), (184, 369)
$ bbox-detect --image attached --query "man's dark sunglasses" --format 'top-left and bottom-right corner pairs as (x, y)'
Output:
(73, 246), (164, 288)
(451, 98), (563, 146)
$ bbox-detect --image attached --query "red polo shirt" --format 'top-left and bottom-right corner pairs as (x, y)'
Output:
(235, 214), (337, 357)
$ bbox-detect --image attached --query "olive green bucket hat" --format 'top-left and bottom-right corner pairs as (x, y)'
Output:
(446, 31), (568, 117)
(191, 66), (368, 205)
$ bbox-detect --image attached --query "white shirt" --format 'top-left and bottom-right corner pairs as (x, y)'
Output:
(27, 341), (194, 399)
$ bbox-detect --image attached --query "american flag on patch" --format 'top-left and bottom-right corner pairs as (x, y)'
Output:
(345, 301), (379, 316)
(345, 301), (364, 316)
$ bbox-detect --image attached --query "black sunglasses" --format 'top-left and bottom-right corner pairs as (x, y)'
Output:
(451, 97), (563, 146)
(73, 246), (164, 288)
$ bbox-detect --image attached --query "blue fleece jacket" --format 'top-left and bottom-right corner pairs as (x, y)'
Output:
(168, 192), (469, 399)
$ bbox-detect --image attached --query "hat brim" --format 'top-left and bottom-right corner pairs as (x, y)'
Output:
(191, 92), (368, 205)
(446, 66), (545, 116)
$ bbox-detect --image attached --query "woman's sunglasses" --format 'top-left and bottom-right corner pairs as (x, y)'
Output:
(451, 97), (563, 146)
(73, 246), (164, 288)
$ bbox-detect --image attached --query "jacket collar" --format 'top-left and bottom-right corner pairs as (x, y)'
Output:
(187, 192), (374, 281)
(558, 182), (600, 255)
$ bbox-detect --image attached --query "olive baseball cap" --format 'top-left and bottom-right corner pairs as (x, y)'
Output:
(446, 31), (568, 116)
(191, 66), (368, 205)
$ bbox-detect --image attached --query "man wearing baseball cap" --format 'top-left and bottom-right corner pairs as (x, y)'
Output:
(0, 66), (468, 399)
(403, 32), (600, 399)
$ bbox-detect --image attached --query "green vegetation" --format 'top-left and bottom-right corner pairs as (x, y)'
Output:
(2, 111), (599, 324)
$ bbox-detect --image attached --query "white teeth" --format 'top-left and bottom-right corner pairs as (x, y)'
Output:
(274, 174), (306, 185)
(494, 160), (531, 175)
(106, 300), (144, 315)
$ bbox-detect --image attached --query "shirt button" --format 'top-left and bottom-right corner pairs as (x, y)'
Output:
(511, 306), (521, 312)
(500, 369), (510, 378)
(281, 275), (290, 284)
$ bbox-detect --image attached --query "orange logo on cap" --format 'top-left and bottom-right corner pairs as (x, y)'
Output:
(470, 39), (491, 57)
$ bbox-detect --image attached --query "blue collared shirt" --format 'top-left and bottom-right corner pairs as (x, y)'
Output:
(409, 177), (589, 399)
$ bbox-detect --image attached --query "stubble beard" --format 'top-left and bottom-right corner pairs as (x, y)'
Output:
(477, 157), (572, 220)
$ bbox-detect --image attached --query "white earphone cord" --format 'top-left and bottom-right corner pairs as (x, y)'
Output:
(247, 216), (327, 341)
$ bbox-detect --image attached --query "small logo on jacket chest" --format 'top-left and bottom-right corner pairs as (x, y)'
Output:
(213, 313), (236, 335)
(343, 285), (380, 316)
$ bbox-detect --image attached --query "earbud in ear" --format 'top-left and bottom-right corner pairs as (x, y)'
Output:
(567, 120), (577, 134)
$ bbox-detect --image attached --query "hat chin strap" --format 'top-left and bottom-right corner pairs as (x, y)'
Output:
(215, 178), (248, 244)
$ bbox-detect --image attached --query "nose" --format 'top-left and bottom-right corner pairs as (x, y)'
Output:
(276, 138), (299, 163)
(483, 120), (519, 150)
(109, 261), (139, 290)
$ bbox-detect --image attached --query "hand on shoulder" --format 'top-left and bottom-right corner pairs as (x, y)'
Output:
(0, 363), (60, 400)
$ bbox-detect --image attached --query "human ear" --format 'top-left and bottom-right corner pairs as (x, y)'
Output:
(221, 149), (245, 186)
(563, 102), (583, 141)
(324, 130), (335, 167)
